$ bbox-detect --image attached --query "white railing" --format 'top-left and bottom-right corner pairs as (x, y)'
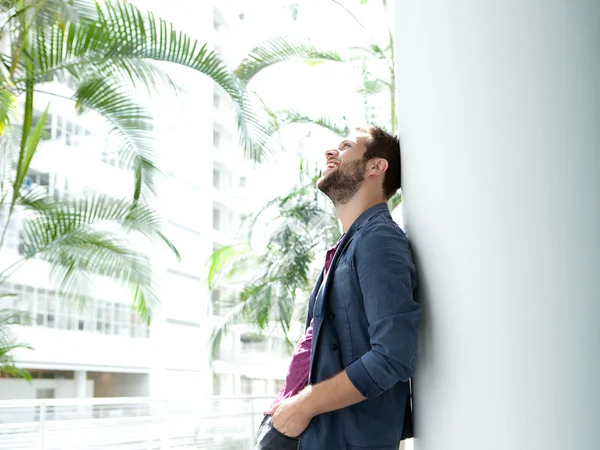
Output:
(0, 396), (272, 450)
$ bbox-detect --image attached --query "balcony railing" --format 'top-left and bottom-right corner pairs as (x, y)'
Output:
(0, 395), (272, 449)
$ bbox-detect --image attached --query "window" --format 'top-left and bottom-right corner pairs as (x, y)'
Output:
(213, 373), (235, 396)
(240, 333), (268, 353)
(213, 207), (221, 230)
(0, 283), (149, 338)
(239, 176), (247, 189)
(56, 115), (63, 140)
(213, 129), (221, 148)
(241, 377), (267, 396)
(53, 114), (94, 148)
(213, 168), (221, 189)
(0, 205), (21, 250)
(214, 166), (233, 191)
(24, 169), (51, 192)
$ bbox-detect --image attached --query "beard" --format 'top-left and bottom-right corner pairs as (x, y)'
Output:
(317, 158), (367, 205)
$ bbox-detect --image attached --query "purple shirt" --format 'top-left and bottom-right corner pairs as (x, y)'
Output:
(269, 241), (340, 410)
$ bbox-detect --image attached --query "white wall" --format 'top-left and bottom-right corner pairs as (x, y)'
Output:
(11, 326), (152, 373)
(0, 379), (93, 401)
(394, 1), (600, 449)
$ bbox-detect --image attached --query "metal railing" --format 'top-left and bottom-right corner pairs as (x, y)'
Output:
(0, 396), (272, 450)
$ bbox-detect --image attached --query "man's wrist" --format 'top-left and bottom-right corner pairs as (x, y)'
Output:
(297, 384), (318, 418)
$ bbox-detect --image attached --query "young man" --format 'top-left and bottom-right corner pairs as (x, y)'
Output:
(255, 125), (420, 450)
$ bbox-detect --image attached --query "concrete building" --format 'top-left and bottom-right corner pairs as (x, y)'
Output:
(0, 0), (298, 404)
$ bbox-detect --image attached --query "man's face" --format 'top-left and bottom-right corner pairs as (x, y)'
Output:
(317, 132), (371, 205)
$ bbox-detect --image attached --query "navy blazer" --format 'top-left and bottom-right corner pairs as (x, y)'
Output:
(300, 202), (420, 450)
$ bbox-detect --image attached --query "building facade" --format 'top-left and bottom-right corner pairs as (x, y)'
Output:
(0, 0), (298, 404)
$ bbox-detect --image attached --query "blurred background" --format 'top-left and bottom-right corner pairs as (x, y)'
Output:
(0, 0), (405, 448)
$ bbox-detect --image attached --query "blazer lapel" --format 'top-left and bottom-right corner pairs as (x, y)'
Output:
(312, 230), (355, 324)
(305, 269), (324, 329)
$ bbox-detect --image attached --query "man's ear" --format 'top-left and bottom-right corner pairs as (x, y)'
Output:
(368, 158), (388, 176)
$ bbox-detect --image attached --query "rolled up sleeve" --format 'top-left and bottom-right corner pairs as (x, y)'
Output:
(346, 223), (421, 399)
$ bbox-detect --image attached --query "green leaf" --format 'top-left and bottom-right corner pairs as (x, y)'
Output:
(273, 110), (350, 137)
(0, 309), (33, 380)
(12, 104), (49, 196)
(206, 181), (341, 355)
(0, 88), (15, 134)
(388, 192), (402, 211)
(357, 77), (390, 95)
(17, 194), (178, 321)
(72, 77), (157, 200)
(11, 0), (273, 170)
(235, 36), (343, 87)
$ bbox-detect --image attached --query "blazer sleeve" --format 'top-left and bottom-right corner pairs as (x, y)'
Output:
(345, 223), (421, 399)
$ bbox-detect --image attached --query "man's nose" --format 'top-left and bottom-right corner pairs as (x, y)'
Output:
(325, 149), (339, 158)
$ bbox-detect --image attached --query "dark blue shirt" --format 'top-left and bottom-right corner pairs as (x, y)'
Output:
(300, 202), (420, 450)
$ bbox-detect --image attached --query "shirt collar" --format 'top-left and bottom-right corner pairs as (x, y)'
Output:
(349, 202), (390, 232)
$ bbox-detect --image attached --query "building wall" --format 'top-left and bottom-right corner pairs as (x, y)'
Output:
(1, 0), (295, 402)
(393, 1), (600, 449)
(0, 379), (94, 401)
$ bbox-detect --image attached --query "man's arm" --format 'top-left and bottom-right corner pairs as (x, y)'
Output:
(345, 222), (420, 398)
(268, 370), (364, 437)
(299, 369), (365, 415)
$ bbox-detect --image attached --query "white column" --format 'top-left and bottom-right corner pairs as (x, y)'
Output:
(393, 2), (600, 450)
(74, 370), (87, 398)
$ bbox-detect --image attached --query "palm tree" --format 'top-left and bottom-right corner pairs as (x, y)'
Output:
(0, 307), (32, 379)
(207, 0), (401, 351)
(207, 171), (342, 351)
(0, 0), (349, 377)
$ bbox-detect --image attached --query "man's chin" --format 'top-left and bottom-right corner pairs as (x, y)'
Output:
(316, 176), (327, 192)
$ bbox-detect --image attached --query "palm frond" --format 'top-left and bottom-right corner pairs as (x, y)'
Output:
(0, 88), (15, 134)
(207, 182), (340, 354)
(350, 44), (388, 60)
(208, 294), (249, 360)
(17, 193), (178, 320)
(0, 308), (32, 380)
(12, 104), (48, 197)
(19, 0), (272, 162)
(31, 0), (99, 26)
(206, 242), (252, 290)
(0, 308), (32, 327)
(235, 36), (343, 87)
(107, 58), (180, 93)
(73, 77), (156, 200)
(19, 194), (170, 243)
(329, 0), (392, 68)
(357, 77), (390, 95)
(45, 232), (158, 320)
(273, 109), (349, 138)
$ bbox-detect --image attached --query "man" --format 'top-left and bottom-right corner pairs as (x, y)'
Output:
(255, 125), (420, 450)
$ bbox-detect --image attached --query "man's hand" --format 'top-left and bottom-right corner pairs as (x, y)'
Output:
(267, 395), (313, 438)
(266, 370), (365, 438)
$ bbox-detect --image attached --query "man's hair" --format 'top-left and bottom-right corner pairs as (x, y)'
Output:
(357, 125), (401, 199)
